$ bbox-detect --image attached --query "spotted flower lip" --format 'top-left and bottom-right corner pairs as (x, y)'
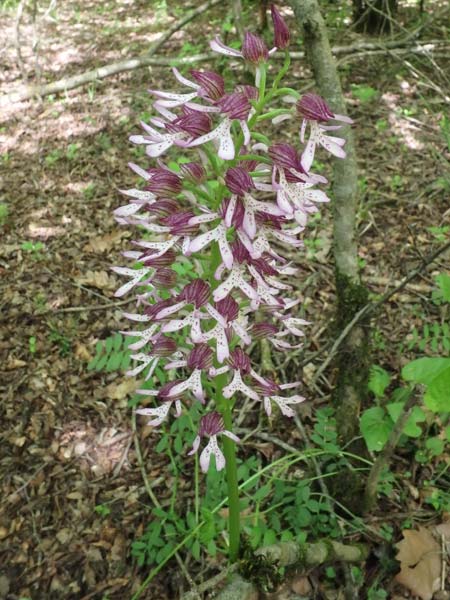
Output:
(271, 5), (290, 49)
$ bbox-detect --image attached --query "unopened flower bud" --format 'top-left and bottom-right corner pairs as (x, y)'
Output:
(271, 5), (290, 49)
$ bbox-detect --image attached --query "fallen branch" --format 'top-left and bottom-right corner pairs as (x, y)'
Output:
(210, 540), (368, 600)
(2, 37), (447, 106)
(1, 0), (222, 106)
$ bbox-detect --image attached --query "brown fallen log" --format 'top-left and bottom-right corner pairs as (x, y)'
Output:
(1, 39), (447, 108)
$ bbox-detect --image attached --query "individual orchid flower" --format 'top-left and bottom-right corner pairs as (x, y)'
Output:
(136, 381), (185, 427)
(221, 348), (260, 401)
(126, 336), (180, 380)
(297, 93), (353, 171)
(251, 374), (305, 417)
(197, 296), (251, 362)
(165, 344), (214, 403)
(187, 91), (252, 160)
(189, 412), (240, 472)
(149, 68), (225, 108)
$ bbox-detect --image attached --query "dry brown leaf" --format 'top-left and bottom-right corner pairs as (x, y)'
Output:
(74, 342), (91, 362)
(395, 526), (441, 600)
(105, 379), (140, 400)
(83, 230), (128, 253)
(75, 270), (116, 290)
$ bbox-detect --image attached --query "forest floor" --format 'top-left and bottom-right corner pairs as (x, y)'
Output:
(0, 1), (449, 599)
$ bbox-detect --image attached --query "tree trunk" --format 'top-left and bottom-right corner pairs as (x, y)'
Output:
(353, 0), (398, 35)
(289, 0), (370, 513)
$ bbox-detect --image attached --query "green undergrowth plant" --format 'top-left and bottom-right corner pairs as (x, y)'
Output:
(405, 273), (450, 354)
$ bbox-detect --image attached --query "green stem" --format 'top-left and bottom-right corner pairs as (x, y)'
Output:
(216, 373), (240, 563)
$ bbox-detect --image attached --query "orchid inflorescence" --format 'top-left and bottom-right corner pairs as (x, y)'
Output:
(113, 6), (352, 473)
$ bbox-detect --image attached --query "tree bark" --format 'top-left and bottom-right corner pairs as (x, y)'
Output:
(289, 0), (370, 511)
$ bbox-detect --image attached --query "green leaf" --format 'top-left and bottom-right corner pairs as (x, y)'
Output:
(113, 332), (122, 351)
(360, 407), (393, 452)
(95, 353), (109, 371)
(155, 436), (168, 453)
(436, 273), (450, 302)
(403, 357), (450, 412)
(254, 484), (272, 502)
(368, 365), (391, 397)
(424, 369), (450, 412)
(386, 402), (426, 438)
(120, 352), (131, 370)
(105, 336), (114, 353)
(445, 426), (450, 442)
(106, 351), (123, 372)
(425, 436), (444, 457)
(207, 539), (217, 556)
(296, 507), (312, 527)
(402, 357), (450, 385)
(263, 529), (277, 546)
(87, 355), (99, 371)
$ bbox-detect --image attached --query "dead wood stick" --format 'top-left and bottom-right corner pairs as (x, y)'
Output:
(1, 0), (222, 106)
(211, 540), (368, 600)
(2, 38), (447, 107)
(311, 239), (450, 382)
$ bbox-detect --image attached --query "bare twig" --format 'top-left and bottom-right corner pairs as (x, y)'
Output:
(14, 0), (28, 82)
(2, 0), (222, 106)
(310, 239), (450, 382)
